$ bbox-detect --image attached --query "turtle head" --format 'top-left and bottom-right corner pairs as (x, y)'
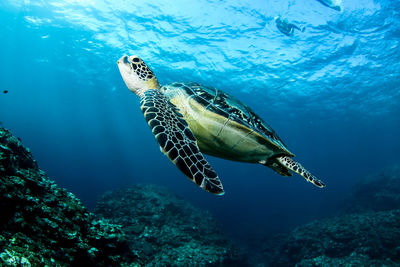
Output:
(117, 55), (160, 97)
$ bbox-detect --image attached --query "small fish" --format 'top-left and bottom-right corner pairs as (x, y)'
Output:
(3, 90), (8, 94)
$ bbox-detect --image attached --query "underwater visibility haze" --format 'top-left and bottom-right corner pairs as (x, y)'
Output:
(1, 0), (400, 262)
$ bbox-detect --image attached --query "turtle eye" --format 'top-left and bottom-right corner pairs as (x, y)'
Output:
(123, 56), (130, 64)
(132, 57), (140, 63)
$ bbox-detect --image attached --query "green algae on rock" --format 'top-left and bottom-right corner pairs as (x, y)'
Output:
(94, 184), (249, 266)
(0, 127), (140, 266)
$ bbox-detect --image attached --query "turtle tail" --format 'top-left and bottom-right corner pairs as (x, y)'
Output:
(276, 156), (326, 188)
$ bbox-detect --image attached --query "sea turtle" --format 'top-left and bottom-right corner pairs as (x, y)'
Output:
(316, 0), (341, 11)
(117, 55), (325, 195)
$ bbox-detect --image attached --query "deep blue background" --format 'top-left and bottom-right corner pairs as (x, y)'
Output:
(1, 0), (399, 242)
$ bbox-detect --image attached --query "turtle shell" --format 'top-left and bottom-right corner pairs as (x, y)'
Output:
(169, 82), (293, 156)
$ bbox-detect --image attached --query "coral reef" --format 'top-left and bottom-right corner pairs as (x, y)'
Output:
(261, 209), (400, 266)
(259, 165), (400, 266)
(94, 184), (248, 266)
(0, 127), (139, 266)
(341, 165), (400, 214)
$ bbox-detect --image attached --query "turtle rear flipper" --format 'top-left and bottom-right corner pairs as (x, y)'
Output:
(276, 156), (326, 188)
(260, 158), (292, 177)
(140, 89), (224, 195)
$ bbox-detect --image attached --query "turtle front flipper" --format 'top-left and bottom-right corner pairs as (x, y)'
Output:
(140, 89), (224, 195)
(277, 156), (326, 188)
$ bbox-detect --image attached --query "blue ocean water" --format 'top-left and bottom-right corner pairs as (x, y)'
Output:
(0, 0), (399, 243)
